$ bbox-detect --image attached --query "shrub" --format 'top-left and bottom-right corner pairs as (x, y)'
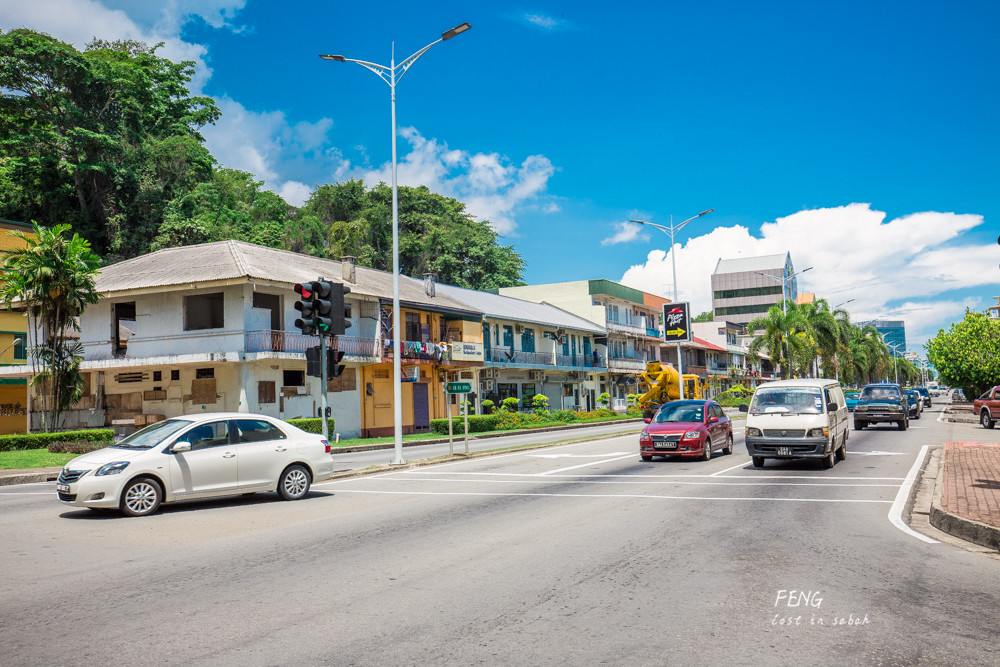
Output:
(550, 409), (577, 422)
(430, 415), (499, 435)
(481, 399), (495, 414)
(501, 397), (520, 412)
(286, 418), (329, 434)
(0, 428), (115, 453)
(625, 405), (642, 417)
(598, 392), (611, 407)
(531, 394), (550, 415)
(47, 440), (109, 455)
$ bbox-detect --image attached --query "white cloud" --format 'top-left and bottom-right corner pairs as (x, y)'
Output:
(619, 203), (993, 345)
(277, 181), (312, 207)
(601, 221), (650, 246)
(525, 13), (560, 29)
(340, 127), (556, 235)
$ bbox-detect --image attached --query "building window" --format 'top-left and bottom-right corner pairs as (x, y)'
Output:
(13, 337), (25, 359)
(170, 369), (180, 381)
(521, 327), (535, 352)
(152, 371), (162, 382)
(405, 312), (421, 341)
(713, 285), (784, 300)
(258, 381), (276, 404)
(502, 325), (513, 348)
(195, 368), (214, 379)
(184, 292), (224, 330)
(283, 370), (304, 387)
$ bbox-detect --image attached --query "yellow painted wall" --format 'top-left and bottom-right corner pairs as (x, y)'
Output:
(0, 222), (34, 433)
(361, 363), (450, 436)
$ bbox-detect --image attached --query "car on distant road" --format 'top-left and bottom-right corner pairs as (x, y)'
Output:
(854, 383), (908, 430)
(912, 387), (931, 407)
(973, 386), (1000, 429)
(903, 389), (922, 419)
(844, 390), (860, 412)
(639, 399), (733, 461)
(56, 413), (334, 516)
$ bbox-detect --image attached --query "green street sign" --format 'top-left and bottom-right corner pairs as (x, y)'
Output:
(446, 382), (472, 394)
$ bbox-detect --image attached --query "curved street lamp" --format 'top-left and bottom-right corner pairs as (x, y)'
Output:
(630, 209), (713, 397)
(753, 266), (811, 378)
(321, 23), (471, 465)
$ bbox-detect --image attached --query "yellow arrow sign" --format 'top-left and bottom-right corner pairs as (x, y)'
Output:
(665, 328), (687, 337)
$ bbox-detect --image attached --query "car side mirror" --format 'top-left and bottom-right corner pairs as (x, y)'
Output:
(643, 417), (651, 424)
(709, 415), (719, 423)
(828, 402), (839, 412)
(172, 441), (191, 453)
(738, 403), (749, 413)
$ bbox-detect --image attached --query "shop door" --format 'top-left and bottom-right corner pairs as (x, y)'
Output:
(413, 383), (430, 432)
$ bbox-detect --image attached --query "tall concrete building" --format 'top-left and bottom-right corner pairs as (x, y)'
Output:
(856, 319), (907, 357)
(711, 253), (797, 326)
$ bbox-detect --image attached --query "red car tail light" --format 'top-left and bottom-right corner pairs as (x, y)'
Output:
(321, 439), (331, 453)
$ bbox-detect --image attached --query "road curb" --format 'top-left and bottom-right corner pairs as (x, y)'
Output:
(928, 447), (1000, 552)
(0, 468), (61, 486)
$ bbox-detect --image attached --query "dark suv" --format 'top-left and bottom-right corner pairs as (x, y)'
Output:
(854, 383), (908, 431)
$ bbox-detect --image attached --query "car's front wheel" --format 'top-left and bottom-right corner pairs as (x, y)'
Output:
(701, 439), (712, 461)
(119, 477), (163, 517)
(854, 420), (863, 431)
(277, 464), (312, 500)
(982, 410), (995, 429)
(641, 454), (653, 462)
(722, 434), (733, 456)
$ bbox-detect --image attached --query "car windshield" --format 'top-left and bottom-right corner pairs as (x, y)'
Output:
(112, 419), (192, 449)
(653, 404), (704, 423)
(750, 387), (823, 414)
(861, 386), (901, 401)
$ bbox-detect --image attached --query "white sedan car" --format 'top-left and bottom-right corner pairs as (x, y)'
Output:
(57, 413), (335, 516)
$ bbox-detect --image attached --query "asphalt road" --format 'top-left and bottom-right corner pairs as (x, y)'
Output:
(2, 401), (999, 666)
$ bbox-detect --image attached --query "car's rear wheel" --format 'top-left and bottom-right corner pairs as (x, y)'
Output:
(752, 456), (765, 468)
(277, 464), (311, 501)
(119, 477), (162, 517)
(722, 434), (733, 456)
(982, 410), (995, 429)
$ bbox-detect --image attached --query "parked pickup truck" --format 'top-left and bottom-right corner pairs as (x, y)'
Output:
(974, 387), (1000, 429)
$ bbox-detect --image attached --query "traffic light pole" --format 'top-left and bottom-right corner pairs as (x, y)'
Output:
(319, 333), (329, 439)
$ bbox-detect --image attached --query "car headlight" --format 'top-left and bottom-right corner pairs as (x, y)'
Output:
(807, 427), (828, 437)
(746, 427), (761, 437)
(684, 430), (701, 440)
(96, 461), (130, 476)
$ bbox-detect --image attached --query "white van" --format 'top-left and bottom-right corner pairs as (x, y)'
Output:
(739, 378), (849, 469)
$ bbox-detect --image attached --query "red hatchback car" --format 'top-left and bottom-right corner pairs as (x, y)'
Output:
(639, 399), (734, 461)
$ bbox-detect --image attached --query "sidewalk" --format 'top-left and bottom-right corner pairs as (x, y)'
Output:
(928, 442), (1000, 551)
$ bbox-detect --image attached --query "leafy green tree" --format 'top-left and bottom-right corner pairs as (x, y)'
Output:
(303, 181), (526, 289)
(0, 30), (219, 257)
(0, 223), (101, 432)
(693, 311), (714, 323)
(925, 309), (1000, 401)
(746, 301), (805, 379)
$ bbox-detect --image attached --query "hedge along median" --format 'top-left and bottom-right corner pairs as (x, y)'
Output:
(430, 408), (640, 436)
(0, 429), (115, 453)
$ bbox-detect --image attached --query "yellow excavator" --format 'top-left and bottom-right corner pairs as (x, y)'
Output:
(635, 361), (707, 418)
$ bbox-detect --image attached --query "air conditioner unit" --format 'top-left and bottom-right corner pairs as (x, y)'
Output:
(296, 385), (309, 395)
(460, 371), (474, 380)
(529, 370), (544, 381)
(515, 324), (524, 334)
(484, 380), (496, 392)
(486, 368), (499, 379)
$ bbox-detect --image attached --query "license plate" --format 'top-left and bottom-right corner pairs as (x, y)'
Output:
(56, 484), (69, 493)
(776, 446), (792, 457)
(873, 414), (888, 418)
(654, 442), (678, 450)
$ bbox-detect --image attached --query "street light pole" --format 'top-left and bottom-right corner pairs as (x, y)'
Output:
(831, 299), (854, 383)
(631, 209), (713, 398)
(755, 266), (812, 379)
(321, 22), (471, 465)
(885, 340), (900, 385)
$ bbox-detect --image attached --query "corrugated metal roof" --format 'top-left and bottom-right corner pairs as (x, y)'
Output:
(95, 240), (480, 314)
(712, 253), (791, 275)
(435, 283), (605, 334)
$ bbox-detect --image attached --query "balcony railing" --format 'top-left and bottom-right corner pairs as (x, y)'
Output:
(245, 331), (380, 360)
(486, 347), (555, 365)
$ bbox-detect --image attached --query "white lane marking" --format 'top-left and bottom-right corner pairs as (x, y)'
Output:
(529, 452), (630, 459)
(332, 489), (892, 503)
(888, 444), (939, 544)
(854, 451), (906, 456)
(538, 453), (638, 476)
(360, 476), (901, 488)
(710, 461), (748, 476)
(0, 492), (53, 495)
(381, 470), (906, 481)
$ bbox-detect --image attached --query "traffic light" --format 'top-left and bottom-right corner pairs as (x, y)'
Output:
(305, 346), (322, 377)
(328, 349), (346, 377)
(330, 283), (352, 335)
(293, 283), (316, 335)
(308, 280), (335, 333)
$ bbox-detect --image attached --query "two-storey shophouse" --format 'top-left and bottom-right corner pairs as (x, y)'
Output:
(0, 241), (484, 438)
(436, 284), (607, 412)
(497, 280), (665, 408)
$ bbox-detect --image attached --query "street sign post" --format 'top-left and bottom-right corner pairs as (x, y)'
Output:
(444, 383), (471, 454)
(663, 302), (692, 399)
(446, 382), (471, 394)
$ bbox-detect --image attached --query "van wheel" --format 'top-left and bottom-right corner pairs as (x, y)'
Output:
(752, 456), (765, 468)
(835, 436), (846, 461)
(822, 449), (835, 469)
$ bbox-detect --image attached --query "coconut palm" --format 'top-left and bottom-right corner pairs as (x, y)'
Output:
(0, 223), (101, 431)
(746, 300), (804, 379)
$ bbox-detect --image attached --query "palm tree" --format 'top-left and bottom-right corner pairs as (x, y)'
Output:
(0, 223), (101, 432)
(746, 301), (803, 379)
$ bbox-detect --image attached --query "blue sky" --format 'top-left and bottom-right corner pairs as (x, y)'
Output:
(2, 0), (998, 351)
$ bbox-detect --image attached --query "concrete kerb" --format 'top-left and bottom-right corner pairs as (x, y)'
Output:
(0, 467), (62, 486)
(928, 446), (1000, 552)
